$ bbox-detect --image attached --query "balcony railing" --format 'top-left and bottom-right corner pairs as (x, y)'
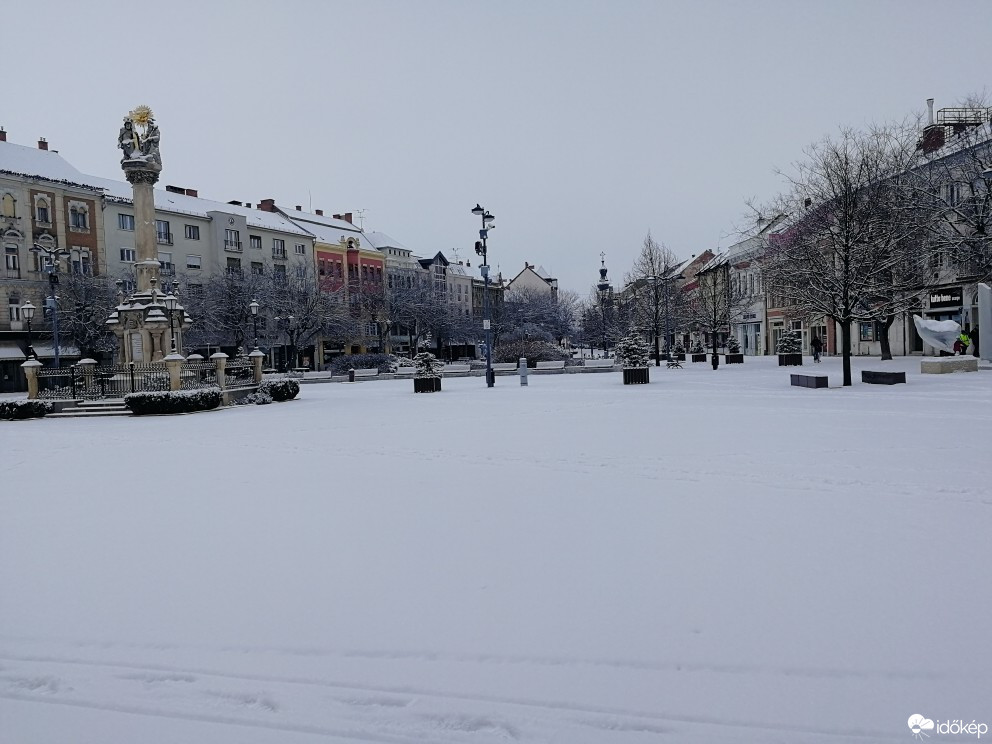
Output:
(6, 269), (20, 279)
(160, 263), (175, 276)
(224, 240), (243, 252)
(156, 232), (173, 245)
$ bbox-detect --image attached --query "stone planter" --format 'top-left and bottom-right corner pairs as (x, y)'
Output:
(622, 367), (650, 385)
(778, 354), (803, 367)
(691, 353), (707, 363)
(414, 377), (442, 393)
(725, 353), (744, 364)
(671, 353), (686, 361)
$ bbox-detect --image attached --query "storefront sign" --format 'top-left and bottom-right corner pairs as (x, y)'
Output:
(929, 288), (962, 309)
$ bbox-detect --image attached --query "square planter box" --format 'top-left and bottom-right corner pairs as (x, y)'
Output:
(671, 353), (686, 361)
(623, 368), (650, 385)
(778, 354), (803, 366)
(725, 353), (744, 364)
(691, 353), (707, 363)
(414, 377), (442, 393)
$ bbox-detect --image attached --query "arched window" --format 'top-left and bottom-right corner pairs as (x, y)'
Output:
(1, 193), (15, 218)
(69, 206), (88, 230)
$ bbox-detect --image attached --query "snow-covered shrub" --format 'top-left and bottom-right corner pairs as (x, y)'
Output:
(690, 339), (705, 354)
(329, 354), (394, 375)
(493, 339), (568, 365)
(244, 391), (273, 405)
(0, 400), (52, 420)
(258, 378), (300, 401)
(125, 387), (222, 415)
(414, 352), (444, 379)
(727, 335), (741, 354)
(673, 342), (686, 355)
(776, 329), (802, 354)
(615, 330), (650, 369)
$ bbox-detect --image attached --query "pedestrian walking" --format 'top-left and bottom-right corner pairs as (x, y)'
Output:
(811, 335), (823, 363)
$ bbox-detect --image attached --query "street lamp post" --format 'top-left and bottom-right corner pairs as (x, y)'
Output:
(163, 293), (178, 353)
(275, 315), (298, 371)
(249, 299), (260, 350)
(472, 203), (496, 388)
(30, 242), (69, 368)
(597, 253), (611, 358)
(20, 301), (36, 359)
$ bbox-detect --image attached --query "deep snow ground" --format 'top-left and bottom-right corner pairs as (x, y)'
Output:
(2, 355), (990, 743)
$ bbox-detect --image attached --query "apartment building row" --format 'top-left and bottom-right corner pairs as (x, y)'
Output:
(0, 133), (499, 388)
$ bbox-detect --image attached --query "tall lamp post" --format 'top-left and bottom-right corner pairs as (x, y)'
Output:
(472, 203), (496, 388)
(249, 299), (260, 350)
(163, 292), (178, 353)
(30, 242), (69, 367)
(275, 315), (298, 371)
(20, 301), (37, 360)
(597, 253), (611, 357)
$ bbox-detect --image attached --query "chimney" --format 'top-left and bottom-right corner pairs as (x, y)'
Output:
(257, 198), (276, 212)
(295, 205), (302, 211)
(166, 185), (185, 194)
(38, 137), (48, 151)
(927, 98), (935, 125)
(185, 188), (197, 197)
(228, 200), (242, 206)
(332, 213), (342, 220)
(0, 128), (6, 142)
(343, 212), (353, 224)
(315, 209), (323, 216)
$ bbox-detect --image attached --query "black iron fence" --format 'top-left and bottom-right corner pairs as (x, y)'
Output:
(225, 358), (255, 386)
(180, 360), (217, 390)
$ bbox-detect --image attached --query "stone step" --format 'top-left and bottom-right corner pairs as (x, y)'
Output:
(48, 409), (132, 418)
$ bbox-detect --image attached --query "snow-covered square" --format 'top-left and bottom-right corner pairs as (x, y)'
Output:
(2, 358), (990, 743)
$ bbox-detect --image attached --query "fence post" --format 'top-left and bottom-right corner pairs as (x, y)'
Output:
(70, 365), (78, 399)
(210, 352), (228, 390)
(164, 353), (185, 391)
(77, 358), (97, 396)
(21, 359), (42, 400)
(249, 349), (265, 384)
(519, 357), (529, 386)
(129, 361), (136, 393)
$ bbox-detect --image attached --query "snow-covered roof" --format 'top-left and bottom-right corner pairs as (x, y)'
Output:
(90, 175), (311, 236)
(280, 209), (374, 249)
(363, 231), (409, 251)
(0, 141), (103, 191)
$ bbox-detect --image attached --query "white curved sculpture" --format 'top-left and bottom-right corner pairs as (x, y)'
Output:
(913, 314), (960, 354)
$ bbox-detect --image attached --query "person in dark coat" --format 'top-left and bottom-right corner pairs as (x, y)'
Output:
(811, 335), (823, 363)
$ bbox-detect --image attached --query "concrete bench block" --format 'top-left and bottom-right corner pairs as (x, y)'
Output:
(791, 374), (828, 389)
(921, 357), (978, 374)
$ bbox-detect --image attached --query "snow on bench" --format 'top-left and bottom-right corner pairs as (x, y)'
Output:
(535, 361), (566, 370)
(583, 359), (615, 368)
(443, 364), (471, 373)
(350, 368), (379, 378)
(920, 357), (978, 374)
(392, 367), (416, 376)
(491, 363), (518, 371)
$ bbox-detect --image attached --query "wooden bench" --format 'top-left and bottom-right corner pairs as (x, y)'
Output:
(862, 370), (906, 385)
(583, 359), (615, 368)
(535, 360), (566, 370)
(790, 374), (828, 389)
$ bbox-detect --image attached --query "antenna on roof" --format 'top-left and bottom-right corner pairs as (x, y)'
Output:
(451, 246), (461, 262)
(354, 209), (367, 230)
(308, 189), (312, 213)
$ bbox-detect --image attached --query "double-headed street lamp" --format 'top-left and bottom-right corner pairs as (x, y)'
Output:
(163, 292), (179, 353)
(472, 203), (496, 388)
(29, 241), (69, 367)
(249, 299), (260, 350)
(20, 301), (37, 360)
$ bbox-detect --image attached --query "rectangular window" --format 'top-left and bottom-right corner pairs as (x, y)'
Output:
(272, 239), (286, 259)
(118, 213), (135, 231)
(70, 209), (88, 229)
(224, 228), (241, 251)
(226, 257), (242, 276)
(120, 247), (136, 262)
(249, 235), (262, 250)
(155, 219), (172, 244)
(186, 254), (202, 270)
(184, 224), (200, 240)
(9, 297), (21, 321)
(274, 264), (286, 282)
(294, 242), (306, 255)
(158, 251), (174, 275)
(859, 322), (874, 342)
(251, 262), (264, 275)
(36, 205), (50, 223)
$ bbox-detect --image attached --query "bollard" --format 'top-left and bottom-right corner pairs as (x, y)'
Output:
(348, 367), (355, 383)
(519, 357), (528, 386)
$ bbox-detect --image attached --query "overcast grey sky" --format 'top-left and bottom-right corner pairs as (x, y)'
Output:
(4, 0), (990, 294)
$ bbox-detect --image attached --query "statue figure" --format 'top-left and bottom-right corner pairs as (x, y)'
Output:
(140, 118), (162, 169)
(118, 118), (139, 160)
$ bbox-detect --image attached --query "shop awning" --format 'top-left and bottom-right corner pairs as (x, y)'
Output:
(0, 342), (28, 360)
(32, 344), (81, 359)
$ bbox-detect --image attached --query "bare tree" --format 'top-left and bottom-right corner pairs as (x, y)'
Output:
(52, 272), (120, 360)
(623, 232), (685, 364)
(761, 125), (934, 385)
(686, 255), (754, 368)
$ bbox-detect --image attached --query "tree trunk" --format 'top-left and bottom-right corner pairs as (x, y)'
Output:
(654, 330), (661, 366)
(841, 320), (852, 386)
(878, 315), (895, 361)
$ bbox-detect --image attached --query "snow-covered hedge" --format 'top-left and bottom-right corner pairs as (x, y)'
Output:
(329, 353), (395, 375)
(776, 329), (802, 354)
(615, 330), (651, 369)
(125, 387), (222, 415)
(673, 342), (686, 354)
(0, 400), (52, 420)
(258, 378), (300, 401)
(414, 352), (444, 379)
(493, 340), (569, 365)
(690, 339), (705, 354)
(727, 335), (741, 353)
